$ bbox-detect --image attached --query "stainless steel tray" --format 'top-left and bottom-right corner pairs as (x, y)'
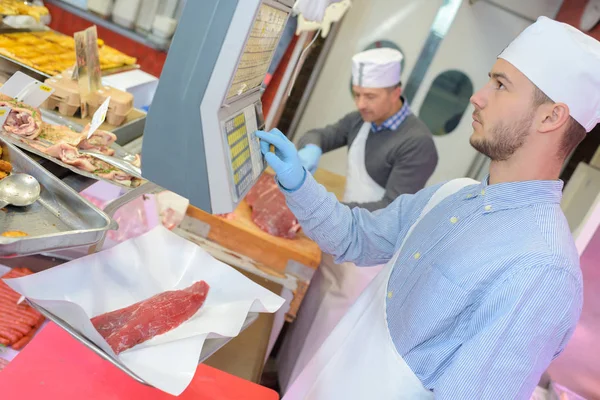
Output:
(27, 299), (259, 386)
(40, 106), (146, 147)
(0, 138), (116, 257)
(0, 131), (145, 190)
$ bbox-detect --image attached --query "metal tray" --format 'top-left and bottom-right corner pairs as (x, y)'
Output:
(27, 299), (259, 386)
(40, 105), (146, 147)
(0, 138), (116, 257)
(0, 44), (140, 82)
(0, 131), (145, 190)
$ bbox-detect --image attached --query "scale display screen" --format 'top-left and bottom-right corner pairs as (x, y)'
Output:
(222, 102), (265, 201)
(226, 3), (288, 100)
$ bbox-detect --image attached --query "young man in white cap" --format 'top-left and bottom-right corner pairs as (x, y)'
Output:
(259, 16), (597, 399)
(277, 46), (438, 392)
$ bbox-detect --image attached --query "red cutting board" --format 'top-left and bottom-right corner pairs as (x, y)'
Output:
(0, 323), (279, 400)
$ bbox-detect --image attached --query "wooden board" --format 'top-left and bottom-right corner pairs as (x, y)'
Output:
(185, 168), (346, 275)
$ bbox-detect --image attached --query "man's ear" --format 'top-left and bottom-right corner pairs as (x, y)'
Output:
(538, 102), (570, 134)
(395, 85), (403, 99)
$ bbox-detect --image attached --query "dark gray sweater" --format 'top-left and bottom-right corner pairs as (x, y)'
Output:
(297, 111), (438, 211)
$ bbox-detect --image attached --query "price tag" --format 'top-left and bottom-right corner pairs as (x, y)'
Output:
(0, 106), (11, 127)
(87, 96), (111, 139)
(0, 71), (55, 108)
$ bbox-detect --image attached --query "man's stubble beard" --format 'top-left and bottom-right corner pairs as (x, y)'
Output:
(469, 110), (534, 162)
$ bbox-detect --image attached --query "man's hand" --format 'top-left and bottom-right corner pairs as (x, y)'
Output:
(256, 129), (306, 191)
(298, 144), (322, 175)
(293, 0), (345, 23)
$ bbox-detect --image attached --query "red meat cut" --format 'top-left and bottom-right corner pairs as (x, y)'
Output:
(245, 174), (301, 239)
(91, 281), (210, 354)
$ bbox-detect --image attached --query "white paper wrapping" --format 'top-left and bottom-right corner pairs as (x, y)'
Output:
(2, 226), (285, 395)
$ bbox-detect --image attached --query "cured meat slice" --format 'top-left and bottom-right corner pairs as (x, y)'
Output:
(91, 281), (210, 355)
(43, 142), (97, 171)
(78, 125), (117, 156)
(244, 174), (300, 239)
(37, 124), (83, 147)
(0, 94), (43, 140)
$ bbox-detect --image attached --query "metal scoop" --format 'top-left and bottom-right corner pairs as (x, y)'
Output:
(0, 173), (41, 209)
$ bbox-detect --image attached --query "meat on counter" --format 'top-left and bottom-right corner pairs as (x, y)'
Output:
(0, 94), (43, 140)
(0, 267), (45, 350)
(244, 173), (301, 239)
(91, 280), (210, 355)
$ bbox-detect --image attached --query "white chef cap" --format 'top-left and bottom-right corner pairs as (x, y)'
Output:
(352, 48), (403, 89)
(499, 16), (600, 132)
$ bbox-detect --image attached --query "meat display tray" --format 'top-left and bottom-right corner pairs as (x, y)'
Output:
(27, 299), (259, 387)
(0, 130), (144, 190)
(0, 138), (116, 257)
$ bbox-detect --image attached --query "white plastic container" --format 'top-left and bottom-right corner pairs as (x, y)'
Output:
(156, 0), (179, 18)
(87, 0), (113, 17)
(112, 0), (141, 29)
(152, 15), (177, 39)
(135, 0), (160, 33)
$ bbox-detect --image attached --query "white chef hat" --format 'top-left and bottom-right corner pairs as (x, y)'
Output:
(499, 16), (600, 132)
(352, 48), (403, 89)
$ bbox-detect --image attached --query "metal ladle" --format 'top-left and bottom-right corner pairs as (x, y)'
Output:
(0, 173), (41, 209)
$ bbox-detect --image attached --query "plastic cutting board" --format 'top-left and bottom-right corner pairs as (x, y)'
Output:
(0, 322), (279, 399)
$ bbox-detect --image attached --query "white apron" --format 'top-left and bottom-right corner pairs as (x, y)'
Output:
(283, 178), (478, 399)
(278, 122), (392, 391)
(343, 122), (385, 202)
(277, 122), (386, 390)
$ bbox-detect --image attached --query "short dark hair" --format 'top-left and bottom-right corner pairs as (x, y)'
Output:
(532, 86), (586, 159)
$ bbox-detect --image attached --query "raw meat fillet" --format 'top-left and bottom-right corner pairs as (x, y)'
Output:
(0, 94), (43, 140)
(91, 281), (210, 354)
(244, 174), (301, 239)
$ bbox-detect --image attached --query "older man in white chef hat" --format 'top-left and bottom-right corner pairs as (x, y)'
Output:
(259, 16), (599, 399)
(277, 46), (438, 391)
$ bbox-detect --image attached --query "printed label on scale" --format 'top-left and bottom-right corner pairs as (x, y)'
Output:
(0, 71), (55, 108)
(87, 96), (111, 139)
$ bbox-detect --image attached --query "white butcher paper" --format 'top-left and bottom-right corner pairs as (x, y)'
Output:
(2, 226), (285, 395)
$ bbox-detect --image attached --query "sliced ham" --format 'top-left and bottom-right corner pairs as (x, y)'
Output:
(43, 143), (97, 171)
(37, 125), (83, 147)
(0, 94), (43, 140)
(78, 125), (117, 155)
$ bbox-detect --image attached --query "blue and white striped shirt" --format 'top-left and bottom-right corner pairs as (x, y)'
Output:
(371, 97), (411, 132)
(283, 174), (583, 399)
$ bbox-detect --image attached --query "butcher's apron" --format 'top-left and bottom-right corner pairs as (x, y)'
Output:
(283, 178), (478, 399)
(277, 122), (386, 390)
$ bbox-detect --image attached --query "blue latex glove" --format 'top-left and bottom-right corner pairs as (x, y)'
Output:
(256, 129), (306, 191)
(298, 144), (322, 175)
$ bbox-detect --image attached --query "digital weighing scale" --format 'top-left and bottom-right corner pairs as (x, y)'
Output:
(142, 0), (294, 214)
